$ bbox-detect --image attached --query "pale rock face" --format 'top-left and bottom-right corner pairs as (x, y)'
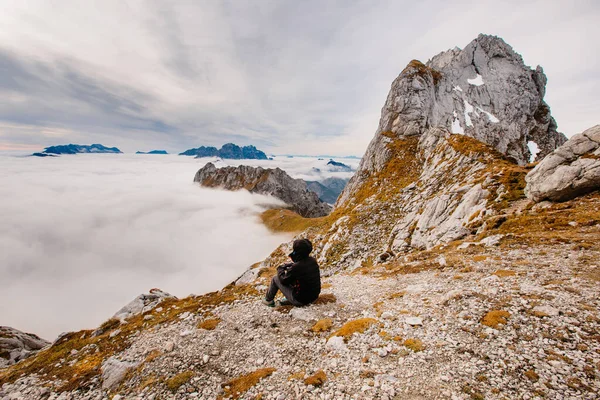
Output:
(112, 289), (175, 322)
(0, 326), (50, 367)
(338, 34), (566, 207)
(101, 357), (140, 390)
(194, 163), (332, 218)
(525, 125), (600, 202)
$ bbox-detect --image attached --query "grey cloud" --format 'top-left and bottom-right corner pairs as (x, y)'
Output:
(0, 48), (175, 138)
(0, 0), (598, 154)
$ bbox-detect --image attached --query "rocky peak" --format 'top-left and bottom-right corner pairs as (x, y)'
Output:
(194, 163), (331, 218)
(339, 35), (565, 206)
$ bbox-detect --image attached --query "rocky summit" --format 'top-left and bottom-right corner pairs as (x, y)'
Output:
(2, 35), (600, 400)
(194, 163), (332, 218)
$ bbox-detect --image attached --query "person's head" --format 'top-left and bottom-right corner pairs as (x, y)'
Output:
(289, 238), (313, 262)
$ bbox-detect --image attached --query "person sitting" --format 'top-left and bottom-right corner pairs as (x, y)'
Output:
(262, 238), (321, 307)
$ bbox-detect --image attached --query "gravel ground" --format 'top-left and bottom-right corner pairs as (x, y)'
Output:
(2, 238), (599, 400)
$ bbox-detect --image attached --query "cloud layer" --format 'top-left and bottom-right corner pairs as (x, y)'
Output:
(2, 154), (333, 339)
(0, 1), (598, 155)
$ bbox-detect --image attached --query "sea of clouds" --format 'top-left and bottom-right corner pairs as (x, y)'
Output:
(0, 153), (358, 339)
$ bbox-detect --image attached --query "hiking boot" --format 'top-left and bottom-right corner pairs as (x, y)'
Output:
(262, 298), (275, 307)
(276, 298), (293, 306)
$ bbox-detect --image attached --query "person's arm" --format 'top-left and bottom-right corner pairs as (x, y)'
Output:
(278, 261), (299, 284)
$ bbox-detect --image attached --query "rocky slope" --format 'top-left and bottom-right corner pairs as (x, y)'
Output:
(1, 35), (599, 400)
(194, 163), (331, 218)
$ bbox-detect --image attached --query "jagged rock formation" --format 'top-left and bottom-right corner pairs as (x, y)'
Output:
(0, 327), (49, 368)
(290, 34), (568, 263)
(179, 143), (268, 160)
(38, 144), (122, 155)
(305, 177), (349, 204)
(526, 125), (600, 202)
(194, 163), (331, 217)
(340, 34), (565, 208)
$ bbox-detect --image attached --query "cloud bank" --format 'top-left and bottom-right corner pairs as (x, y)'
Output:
(0, 0), (598, 155)
(1, 154), (324, 339)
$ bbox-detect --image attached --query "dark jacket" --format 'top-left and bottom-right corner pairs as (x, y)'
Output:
(277, 256), (321, 305)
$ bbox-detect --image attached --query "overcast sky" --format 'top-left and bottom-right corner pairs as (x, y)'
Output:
(0, 0), (598, 156)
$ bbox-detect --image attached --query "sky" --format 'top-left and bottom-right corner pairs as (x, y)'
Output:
(0, 153), (358, 339)
(0, 0), (598, 156)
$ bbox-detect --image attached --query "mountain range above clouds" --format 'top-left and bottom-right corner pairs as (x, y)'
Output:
(2, 34), (600, 400)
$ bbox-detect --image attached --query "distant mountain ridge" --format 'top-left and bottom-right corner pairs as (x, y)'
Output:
(179, 143), (268, 160)
(305, 177), (349, 204)
(136, 150), (168, 155)
(34, 144), (122, 156)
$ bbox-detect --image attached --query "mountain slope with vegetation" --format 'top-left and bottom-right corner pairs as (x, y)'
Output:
(2, 35), (599, 400)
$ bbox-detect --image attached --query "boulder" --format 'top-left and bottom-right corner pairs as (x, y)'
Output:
(112, 288), (175, 322)
(525, 125), (600, 202)
(101, 357), (140, 390)
(0, 326), (49, 367)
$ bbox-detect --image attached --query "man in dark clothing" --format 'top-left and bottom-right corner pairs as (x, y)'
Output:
(263, 238), (321, 307)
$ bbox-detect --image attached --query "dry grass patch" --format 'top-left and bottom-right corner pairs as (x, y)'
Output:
(259, 209), (327, 233)
(313, 293), (337, 305)
(481, 310), (510, 329)
(288, 371), (305, 381)
(329, 318), (378, 342)
(198, 318), (221, 330)
(304, 370), (327, 387)
(311, 319), (333, 333)
(388, 291), (405, 300)
(493, 270), (516, 278)
(166, 371), (194, 392)
(220, 368), (276, 400)
(403, 338), (424, 352)
(524, 370), (539, 382)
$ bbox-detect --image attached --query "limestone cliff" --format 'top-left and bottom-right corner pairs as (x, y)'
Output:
(194, 163), (332, 218)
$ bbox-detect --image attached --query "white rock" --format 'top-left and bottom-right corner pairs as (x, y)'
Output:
(289, 308), (316, 322)
(101, 357), (140, 390)
(381, 311), (394, 320)
(325, 336), (348, 353)
(405, 317), (423, 326)
(532, 305), (559, 317)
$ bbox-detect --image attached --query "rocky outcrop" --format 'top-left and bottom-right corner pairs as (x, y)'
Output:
(0, 326), (49, 367)
(526, 125), (600, 202)
(339, 34), (565, 207)
(194, 163), (332, 217)
(112, 289), (175, 322)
